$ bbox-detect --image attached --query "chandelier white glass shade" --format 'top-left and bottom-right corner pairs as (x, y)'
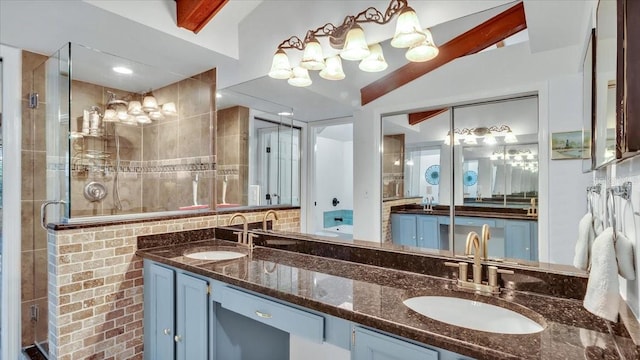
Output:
(300, 38), (326, 70)
(445, 125), (518, 145)
(269, 0), (438, 86)
(288, 66), (313, 87)
(390, 7), (426, 48)
(359, 43), (388, 72)
(269, 49), (293, 79)
(405, 29), (439, 62)
(320, 56), (346, 80)
(340, 25), (370, 61)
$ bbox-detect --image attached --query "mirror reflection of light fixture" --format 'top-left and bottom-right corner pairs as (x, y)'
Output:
(104, 91), (175, 125)
(444, 125), (517, 145)
(406, 159), (414, 166)
(269, 0), (438, 86)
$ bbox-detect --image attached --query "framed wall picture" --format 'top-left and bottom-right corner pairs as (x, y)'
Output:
(551, 131), (590, 160)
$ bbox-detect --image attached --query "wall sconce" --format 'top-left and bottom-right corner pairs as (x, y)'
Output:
(444, 125), (518, 145)
(268, 0), (439, 87)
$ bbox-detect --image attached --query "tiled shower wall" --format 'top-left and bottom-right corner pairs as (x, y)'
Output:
(216, 105), (249, 206)
(70, 70), (216, 216)
(382, 134), (405, 199)
(47, 209), (301, 360)
(21, 50), (49, 347)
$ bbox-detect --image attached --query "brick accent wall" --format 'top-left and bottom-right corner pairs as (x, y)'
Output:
(47, 209), (300, 360)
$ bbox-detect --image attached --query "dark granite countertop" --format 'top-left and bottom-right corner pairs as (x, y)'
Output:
(137, 239), (639, 360)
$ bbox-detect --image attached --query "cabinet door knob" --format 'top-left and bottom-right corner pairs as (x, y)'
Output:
(255, 310), (272, 319)
(174, 335), (182, 342)
(163, 328), (171, 335)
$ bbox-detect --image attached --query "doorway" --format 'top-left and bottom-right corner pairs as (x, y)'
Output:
(310, 122), (353, 239)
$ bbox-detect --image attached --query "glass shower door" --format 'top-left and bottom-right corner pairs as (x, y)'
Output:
(27, 43), (70, 358)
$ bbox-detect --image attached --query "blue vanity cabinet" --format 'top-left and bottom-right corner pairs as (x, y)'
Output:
(416, 216), (439, 249)
(144, 261), (175, 360)
(391, 214), (440, 249)
(505, 220), (537, 261)
(391, 214), (417, 247)
(175, 272), (209, 360)
(352, 327), (475, 360)
(143, 260), (210, 360)
(352, 327), (437, 360)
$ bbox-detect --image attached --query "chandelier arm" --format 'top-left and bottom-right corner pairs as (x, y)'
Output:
(274, 0), (409, 50)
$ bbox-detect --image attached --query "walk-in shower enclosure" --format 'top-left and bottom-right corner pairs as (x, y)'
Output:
(26, 42), (215, 356)
(38, 43), (215, 222)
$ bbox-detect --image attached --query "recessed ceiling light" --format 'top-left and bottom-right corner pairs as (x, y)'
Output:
(112, 66), (133, 75)
(278, 112), (293, 116)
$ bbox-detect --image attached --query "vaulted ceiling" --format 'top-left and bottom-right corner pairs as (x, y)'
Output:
(0, 0), (595, 121)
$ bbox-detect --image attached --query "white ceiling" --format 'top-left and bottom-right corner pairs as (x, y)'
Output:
(0, 0), (595, 122)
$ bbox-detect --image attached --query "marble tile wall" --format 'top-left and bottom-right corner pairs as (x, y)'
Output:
(47, 209), (300, 360)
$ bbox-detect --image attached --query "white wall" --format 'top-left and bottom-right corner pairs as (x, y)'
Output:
(0, 43), (23, 360)
(315, 136), (353, 230)
(607, 156), (640, 321)
(353, 41), (592, 264)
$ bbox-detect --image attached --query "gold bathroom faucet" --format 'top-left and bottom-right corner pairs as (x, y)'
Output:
(262, 210), (279, 231)
(446, 227), (512, 294)
(229, 213), (257, 248)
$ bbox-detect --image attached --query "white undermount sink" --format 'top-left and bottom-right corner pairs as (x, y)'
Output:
(184, 250), (246, 261)
(403, 296), (544, 334)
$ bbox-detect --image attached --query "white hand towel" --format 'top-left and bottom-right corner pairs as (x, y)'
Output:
(573, 213), (593, 271)
(583, 227), (619, 322)
(615, 231), (636, 280)
(593, 215), (604, 237)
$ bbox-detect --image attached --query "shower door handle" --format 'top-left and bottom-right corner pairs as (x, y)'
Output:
(41, 200), (66, 230)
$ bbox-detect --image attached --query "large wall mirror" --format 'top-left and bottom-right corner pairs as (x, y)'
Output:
(593, 0), (640, 167)
(382, 96), (539, 265)
(215, 87), (301, 210)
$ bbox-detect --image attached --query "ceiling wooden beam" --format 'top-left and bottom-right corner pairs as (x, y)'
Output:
(361, 2), (527, 106)
(408, 108), (448, 125)
(177, 0), (229, 33)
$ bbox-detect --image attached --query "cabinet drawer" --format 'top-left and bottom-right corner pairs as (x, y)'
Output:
(220, 286), (324, 343)
(455, 217), (496, 227)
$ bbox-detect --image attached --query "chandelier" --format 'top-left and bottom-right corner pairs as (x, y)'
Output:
(444, 125), (518, 145)
(268, 0), (439, 87)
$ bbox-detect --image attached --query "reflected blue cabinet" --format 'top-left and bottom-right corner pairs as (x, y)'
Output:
(391, 214), (440, 249)
(505, 220), (537, 261)
(417, 216), (439, 249)
(352, 327), (438, 360)
(144, 260), (209, 360)
(391, 214), (418, 247)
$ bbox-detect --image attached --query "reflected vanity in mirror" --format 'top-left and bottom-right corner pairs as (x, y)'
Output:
(215, 87), (301, 210)
(383, 96), (539, 264)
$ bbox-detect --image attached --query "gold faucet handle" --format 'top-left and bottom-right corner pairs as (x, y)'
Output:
(232, 231), (244, 244)
(444, 262), (469, 282)
(247, 233), (260, 248)
(488, 266), (514, 287)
